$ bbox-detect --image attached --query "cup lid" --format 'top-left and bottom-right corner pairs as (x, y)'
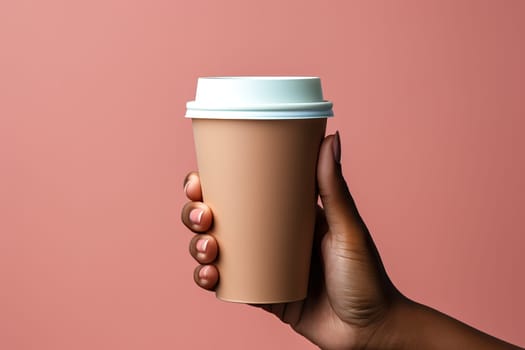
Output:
(185, 76), (333, 119)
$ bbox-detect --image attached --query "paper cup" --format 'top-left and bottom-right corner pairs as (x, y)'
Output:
(186, 77), (333, 303)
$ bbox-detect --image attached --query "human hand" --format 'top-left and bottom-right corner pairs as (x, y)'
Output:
(181, 133), (402, 349)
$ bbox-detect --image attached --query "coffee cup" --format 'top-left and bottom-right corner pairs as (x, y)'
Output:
(186, 76), (333, 303)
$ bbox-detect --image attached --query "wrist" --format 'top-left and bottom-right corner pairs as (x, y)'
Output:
(363, 296), (523, 350)
(361, 294), (416, 350)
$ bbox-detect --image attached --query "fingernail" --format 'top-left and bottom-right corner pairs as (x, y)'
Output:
(333, 131), (341, 163)
(199, 265), (210, 280)
(184, 180), (191, 196)
(189, 208), (204, 225)
(196, 239), (208, 253)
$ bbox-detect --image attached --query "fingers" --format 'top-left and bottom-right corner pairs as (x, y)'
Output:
(317, 132), (368, 241)
(188, 233), (220, 291)
(193, 264), (219, 290)
(182, 171), (213, 233)
(189, 234), (219, 264)
(183, 171), (203, 201)
(183, 171), (219, 290)
(181, 201), (213, 232)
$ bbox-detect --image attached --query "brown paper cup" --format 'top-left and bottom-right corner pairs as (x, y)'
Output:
(186, 77), (333, 303)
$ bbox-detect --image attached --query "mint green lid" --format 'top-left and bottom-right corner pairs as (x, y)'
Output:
(185, 76), (333, 119)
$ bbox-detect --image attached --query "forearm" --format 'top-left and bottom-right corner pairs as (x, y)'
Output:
(370, 298), (523, 350)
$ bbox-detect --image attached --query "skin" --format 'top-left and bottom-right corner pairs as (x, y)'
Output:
(181, 133), (523, 350)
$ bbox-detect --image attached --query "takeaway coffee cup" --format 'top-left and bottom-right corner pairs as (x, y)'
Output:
(186, 77), (333, 303)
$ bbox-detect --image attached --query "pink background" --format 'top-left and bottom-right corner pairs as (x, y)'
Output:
(1, 0), (524, 349)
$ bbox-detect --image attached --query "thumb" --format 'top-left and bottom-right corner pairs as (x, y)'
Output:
(317, 132), (367, 242)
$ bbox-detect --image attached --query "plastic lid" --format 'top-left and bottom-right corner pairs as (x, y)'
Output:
(185, 76), (333, 119)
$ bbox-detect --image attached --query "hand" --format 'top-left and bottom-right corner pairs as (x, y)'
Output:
(182, 132), (523, 350)
(181, 133), (402, 349)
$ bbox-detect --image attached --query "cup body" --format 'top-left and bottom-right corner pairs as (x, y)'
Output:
(192, 118), (326, 303)
(186, 76), (332, 303)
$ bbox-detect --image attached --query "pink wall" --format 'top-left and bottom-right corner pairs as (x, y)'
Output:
(1, 0), (524, 349)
